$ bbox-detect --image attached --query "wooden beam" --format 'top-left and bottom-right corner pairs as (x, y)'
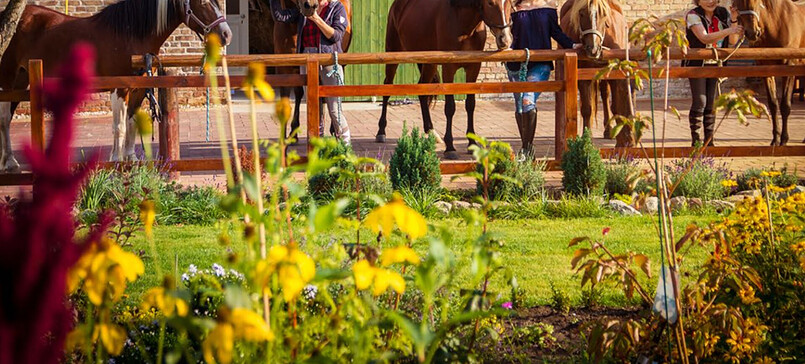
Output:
(158, 69), (180, 180)
(306, 59), (320, 155)
(555, 58), (567, 161)
(564, 53), (579, 144)
(82, 74), (305, 90)
(600, 47), (805, 61)
(579, 65), (805, 81)
(0, 172), (34, 186)
(318, 81), (563, 98)
(599, 145), (805, 158)
(29, 60), (45, 151)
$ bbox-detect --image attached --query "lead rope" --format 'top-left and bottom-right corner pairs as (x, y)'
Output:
(200, 53), (211, 142)
(518, 48), (530, 83)
(326, 51), (345, 138)
(712, 35), (745, 96)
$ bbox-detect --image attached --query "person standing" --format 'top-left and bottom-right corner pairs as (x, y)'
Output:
(684, 0), (743, 146)
(506, 0), (578, 155)
(270, 0), (351, 144)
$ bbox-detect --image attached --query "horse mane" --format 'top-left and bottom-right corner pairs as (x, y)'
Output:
(449, 0), (482, 8)
(568, 0), (622, 30)
(93, 0), (179, 39)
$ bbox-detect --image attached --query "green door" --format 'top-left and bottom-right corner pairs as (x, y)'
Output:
(344, 0), (465, 101)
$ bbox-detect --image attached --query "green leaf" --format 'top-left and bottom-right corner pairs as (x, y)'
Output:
(224, 286), (251, 309)
(610, 123), (625, 139)
(313, 198), (349, 232)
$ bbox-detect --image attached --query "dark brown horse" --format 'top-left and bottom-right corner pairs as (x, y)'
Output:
(734, 0), (805, 145)
(377, 0), (513, 159)
(0, 0), (231, 171)
(560, 0), (634, 147)
(250, 0), (352, 138)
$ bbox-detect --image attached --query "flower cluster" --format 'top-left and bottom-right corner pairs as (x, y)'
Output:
(353, 246), (419, 296)
(181, 263), (246, 284)
(254, 245), (316, 302)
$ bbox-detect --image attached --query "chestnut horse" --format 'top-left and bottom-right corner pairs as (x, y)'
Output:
(734, 0), (805, 145)
(560, 0), (634, 147)
(0, 0), (232, 172)
(377, 0), (513, 159)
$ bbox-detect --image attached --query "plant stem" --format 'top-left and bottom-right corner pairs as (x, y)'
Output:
(221, 57), (248, 206)
(207, 60), (234, 189)
(248, 86), (270, 326)
(157, 320), (166, 364)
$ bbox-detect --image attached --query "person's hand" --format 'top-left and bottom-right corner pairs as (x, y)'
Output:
(731, 24), (744, 35)
(729, 6), (739, 22)
(572, 43), (583, 49)
(306, 11), (321, 21)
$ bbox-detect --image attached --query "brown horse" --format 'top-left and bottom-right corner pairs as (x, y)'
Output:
(377, 0), (513, 159)
(0, 0), (231, 171)
(560, 0), (634, 147)
(734, 0), (805, 145)
(250, 0), (352, 139)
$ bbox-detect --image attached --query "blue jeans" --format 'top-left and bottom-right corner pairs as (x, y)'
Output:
(507, 63), (552, 113)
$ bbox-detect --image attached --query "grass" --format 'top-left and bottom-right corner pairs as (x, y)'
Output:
(126, 213), (716, 309)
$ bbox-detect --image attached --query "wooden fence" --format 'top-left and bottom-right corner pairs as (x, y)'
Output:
(1, 48), (805, 185)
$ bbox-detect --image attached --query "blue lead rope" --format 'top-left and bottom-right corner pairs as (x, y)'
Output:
(326, 52), (345, 138)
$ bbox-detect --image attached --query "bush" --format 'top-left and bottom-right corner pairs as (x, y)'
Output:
(308, 139), (354, 200)
(546, 194), (609, 219)
(667, 155), (731, 200)
(481, 144), (546, 201)
(561, 128), (606, 196)
(389, 125), (441, 192)
(605, 156), (649, 196)
(181, 264), (246, 318)
(736, 166), (799, 191)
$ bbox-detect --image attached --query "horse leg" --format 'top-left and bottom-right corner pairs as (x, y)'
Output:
(124, 89), (148, 160)
(442, 64), (459, 160)
(376, 63), (399, 143)
(579, 80), (593, 134)
(601, 81), (612, 139)
(0, 101), (20, 173)
(418, 63), (439, 135)
(612, 80), (634, 148)
(464, 63), (481, 151)
(780, 76), (794, 146)
(110, 90), (129, 161)
(765, 77), (781, 146)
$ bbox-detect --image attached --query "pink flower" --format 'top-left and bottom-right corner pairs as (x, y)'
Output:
(602, 227), (611, 236)
(502, 301), (513, 309)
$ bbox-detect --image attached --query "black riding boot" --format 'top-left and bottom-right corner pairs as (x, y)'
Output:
(703, 113), (716, 147)
(515, 112), (526, 153)
(689, 110), (703, 147)
(523, 109), (537, 154)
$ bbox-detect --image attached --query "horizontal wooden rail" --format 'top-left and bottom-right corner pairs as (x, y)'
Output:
(134, 48), (805, 69)
(318, 81), (564, 98)
(599, 145), (805, 159)
(80, 74), (305, 90)
(579, 65), (805, 80)
(0, 90), (30, 102)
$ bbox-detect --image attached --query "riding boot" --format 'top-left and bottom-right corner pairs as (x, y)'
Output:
(523, 109), (537, 154)
(515, 112), (526, 154)
(689, 111), (703, 147)
(703, 112), (716, 147)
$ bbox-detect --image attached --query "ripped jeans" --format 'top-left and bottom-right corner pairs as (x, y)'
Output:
(506, 63), (552, 113)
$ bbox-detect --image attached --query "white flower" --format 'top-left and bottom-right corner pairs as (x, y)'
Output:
(303, 284), (318, 300)
(212, 263), (225, 277)
(188, 264), (198, 274)
(181, 273), (189, 282)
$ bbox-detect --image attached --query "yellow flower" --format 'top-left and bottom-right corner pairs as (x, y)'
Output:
(276, 97), (291, 125)
(380, 245), (420, 267)
(721, 179), (738, 188)
(202, 308), (272, 364)
(139, 200), (156, 238)
(134, 110), (152, 136)
(242, 63), (275, 103)
(204, 33), (222, 71)
(254, 245), (316, 302)
(364, 194), (428, 240)
(94, 321), (126, 355)
(67, 238), (145, 305)
(141, 286), (189, 317)
(352, 259), (406, 296)
(760, 171), (781, 177)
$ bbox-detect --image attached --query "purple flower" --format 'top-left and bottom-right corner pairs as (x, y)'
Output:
(502, 301), (513, 310)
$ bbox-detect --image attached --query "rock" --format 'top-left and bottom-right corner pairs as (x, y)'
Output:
(727, 195), (752, 205)
(640, 196), (659, 214)
(434, 201), (452, 214)
(670, 196), (687, 211)
(688, 198), (703, 209)
(707, 200), (735, 212)
(452, 201), (472, 210)
(470, 203), (482, 210)
(609, 200), (641, 216)
(736, 190), (762, 197)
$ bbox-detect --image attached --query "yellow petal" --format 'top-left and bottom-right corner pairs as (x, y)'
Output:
(290, 249), (316, 282)
(380, 246), (420, 267)
(139, 200), (156, 238)
(373, 268), (405, 296)
(204, 34), (222, 70)
(363, 204), (396, 237)
(352, 260), (376, 291)
(364, 197), (428, 240)
(254, 80), (275, 103)
(134, 110), (153, 136)
(231, 308), (273, 342)
(279, 265), (306, 302)
(98, 322), (126, 355)
(175, 298), (189, 317)
(203, 323), (234, 364)
(268, 245), (289, 264)
(276, 97), (291, 124)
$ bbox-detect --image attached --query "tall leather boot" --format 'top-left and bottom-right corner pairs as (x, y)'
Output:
(689, 110), (703, 147)
(523, 109), (537, 154)
(703, 112), (716, 147)
(515, 112), (526, 154)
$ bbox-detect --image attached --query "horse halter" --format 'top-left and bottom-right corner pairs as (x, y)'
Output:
(580, 8), (604, 42)
(182, 0), (227, 37)
(480, 1), (512, 30)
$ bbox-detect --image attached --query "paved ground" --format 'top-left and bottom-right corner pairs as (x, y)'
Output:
(3, 97), (805, 195)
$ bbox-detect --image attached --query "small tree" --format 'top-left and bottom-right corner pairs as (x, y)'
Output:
(389, 125), (441, 192)
(561, 128), (606, 196)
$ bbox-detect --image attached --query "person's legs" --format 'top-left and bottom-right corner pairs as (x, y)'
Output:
(320, 63), (350, 144)
(703, 77), (718, 146)
(507, 69), (527, 152)
(688, 77), (707, 146)
(520, 64), (552, 154)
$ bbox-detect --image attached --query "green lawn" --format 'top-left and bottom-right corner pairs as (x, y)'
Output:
(127, 214), (717, 308)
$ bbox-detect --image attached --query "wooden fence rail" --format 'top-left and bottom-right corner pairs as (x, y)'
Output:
(1, 48), (805, 186)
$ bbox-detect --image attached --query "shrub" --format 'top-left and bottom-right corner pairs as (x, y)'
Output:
(400, 187), (445, 219)
(389, 125), (441, 192)
(667, 155), (731, 200)
(546, 194), (609, 219)
(481, 144), (546, 201)
(307, 139), (354, 200)
(736, 166), (799, 191)
(605, 155), (649, 196)
(561, 128), (606, 196)
(181, 264), (246, 318)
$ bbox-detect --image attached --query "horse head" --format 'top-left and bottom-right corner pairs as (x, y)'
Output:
(296, 0), (320, 17)
(481, 0), (513, 50)
(178, 0), (233, 44)
(569, 0), (610, 59)
(733, 0), (764, 42)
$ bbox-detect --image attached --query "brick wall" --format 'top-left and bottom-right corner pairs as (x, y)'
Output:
(0, 0), (211, 113)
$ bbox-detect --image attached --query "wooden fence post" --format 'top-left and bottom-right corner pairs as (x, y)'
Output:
(306, 57), (320, 155)
(554, 58), (566, 161)
(554, 53), (578, 162)
(159, 68), (180, 179)
(29, 59), (45, 150)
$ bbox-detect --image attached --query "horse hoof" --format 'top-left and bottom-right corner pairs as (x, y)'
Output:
(444, 150), (460, 160)
(781, 136), (789, 146)
(375, 134), (386, 143)
(770, 139), (780, 146)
